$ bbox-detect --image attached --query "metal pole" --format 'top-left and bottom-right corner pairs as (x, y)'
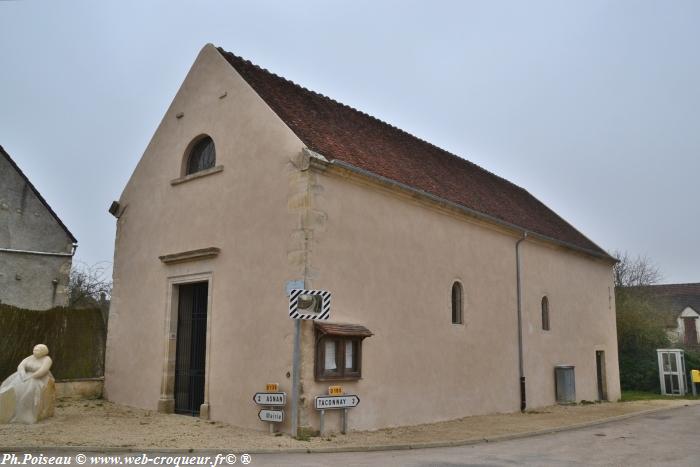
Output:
(515, 233), (528, 411)
(342, 408), (348, 434)
(290, 318), (301, 438)
(319, 409), (325, 436)
(693, 382), (697, 397)
(269, 421), (274, 434)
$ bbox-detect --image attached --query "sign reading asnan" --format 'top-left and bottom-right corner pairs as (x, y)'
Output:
(253, 392), (287, 406)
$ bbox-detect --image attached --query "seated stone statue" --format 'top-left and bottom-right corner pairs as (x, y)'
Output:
(0, 344), (55, 424)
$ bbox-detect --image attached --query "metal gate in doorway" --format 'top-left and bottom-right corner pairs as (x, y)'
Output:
(596, 351), (607, 401)
(174, 282), (208, 416)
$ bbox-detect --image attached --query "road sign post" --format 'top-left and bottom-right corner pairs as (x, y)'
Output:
(291, 318), (301, 437)
(253, 389), (287, 434)
(315, 394), (360, 435)
(288, 287), (332, 438)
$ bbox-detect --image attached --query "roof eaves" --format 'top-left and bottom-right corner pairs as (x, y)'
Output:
(216, 46), (613, 262)
(320, 157), (616, 263)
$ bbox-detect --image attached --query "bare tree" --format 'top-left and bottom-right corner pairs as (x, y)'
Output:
(67, 261), (112, 308)
(611, 250), (663, 287)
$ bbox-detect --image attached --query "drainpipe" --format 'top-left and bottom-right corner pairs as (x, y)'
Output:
(516, 232), (528, 412)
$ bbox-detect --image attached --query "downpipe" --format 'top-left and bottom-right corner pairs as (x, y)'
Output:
(516, 232), (528, 411)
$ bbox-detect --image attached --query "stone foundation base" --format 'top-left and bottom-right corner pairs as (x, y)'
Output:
(157, 397), (175, 414)
(55, 377), (103, 399)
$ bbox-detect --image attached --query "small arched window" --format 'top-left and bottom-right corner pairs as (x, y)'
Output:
(451, 282), (463, 324)
(186, 136), (216, 175)
(541, 296), (550, 331)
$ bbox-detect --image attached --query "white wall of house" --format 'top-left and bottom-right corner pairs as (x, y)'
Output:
(676, 307), (700, 344)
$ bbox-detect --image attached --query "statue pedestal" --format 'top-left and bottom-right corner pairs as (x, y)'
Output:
(38, 378), (55, 421)
(0, 387), (16, 423)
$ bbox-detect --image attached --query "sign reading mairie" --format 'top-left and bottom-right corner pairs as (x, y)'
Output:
(253, 392), (287, 406)
(258, 409), (284, 423)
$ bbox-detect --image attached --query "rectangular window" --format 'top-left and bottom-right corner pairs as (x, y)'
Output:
(345, 340), (353, 369)
(317, 337), (361, 380)
(315, 322), (372, 381)
(325, 340), (338, 371)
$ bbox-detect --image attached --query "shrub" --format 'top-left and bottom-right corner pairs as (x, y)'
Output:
(0, 304), (105, 381)
(616, 289), (669, 391)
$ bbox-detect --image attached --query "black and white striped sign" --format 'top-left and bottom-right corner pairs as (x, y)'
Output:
(289, 289), (331, 320)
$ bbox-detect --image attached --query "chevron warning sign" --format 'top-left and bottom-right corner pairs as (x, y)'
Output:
(289, 289), (331, 320)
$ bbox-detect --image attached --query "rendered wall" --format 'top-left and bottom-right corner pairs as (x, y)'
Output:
(106, 43), (620, 433)
(300, 166), (620, 430)
(105, 44), (306, 431)
(0, 154), (73, 309)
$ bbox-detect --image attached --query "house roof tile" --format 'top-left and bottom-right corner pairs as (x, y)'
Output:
(626, 283), (700, 321)
(217, 47), (609, 259)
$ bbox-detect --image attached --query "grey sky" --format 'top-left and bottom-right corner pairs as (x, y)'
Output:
(1, 0), (697, 283)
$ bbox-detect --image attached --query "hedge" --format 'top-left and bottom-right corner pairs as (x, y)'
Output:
(0, 304), (105, 381)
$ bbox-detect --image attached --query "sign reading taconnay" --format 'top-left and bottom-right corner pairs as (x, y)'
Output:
(258, 409), (284, 423)
(314, 395), (360, 410)
(253, 392), (287, 406)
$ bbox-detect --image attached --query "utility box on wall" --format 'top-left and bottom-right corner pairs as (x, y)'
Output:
(555, 365), (576, 404)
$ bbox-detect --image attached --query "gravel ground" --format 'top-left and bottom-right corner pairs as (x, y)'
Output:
(0, 398), (695, 451)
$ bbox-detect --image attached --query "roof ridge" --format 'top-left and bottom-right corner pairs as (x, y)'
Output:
(216, 47), (529, 194)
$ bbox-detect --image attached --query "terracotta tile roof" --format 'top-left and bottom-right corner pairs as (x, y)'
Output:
(0, 145), (77, 244)
(315, 322), (373, 338)
(217, 47), (609, 259)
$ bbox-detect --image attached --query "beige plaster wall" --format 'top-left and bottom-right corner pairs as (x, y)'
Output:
(105, 44), (307, 431)
(302, 167), (620, 430)
(107, 43), (620, 434)
(519, 240), (621, 407)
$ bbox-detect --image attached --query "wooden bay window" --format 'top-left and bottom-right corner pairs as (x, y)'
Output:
(315, 322), (373, 381)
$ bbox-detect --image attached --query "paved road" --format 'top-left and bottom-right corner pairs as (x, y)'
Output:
(7, 405), (699, 466)
(254, 404), (700, 466)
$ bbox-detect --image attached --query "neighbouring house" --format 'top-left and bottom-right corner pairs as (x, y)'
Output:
(624, 283), (700, 346)
(0, 145), (77, 310)
(105, 44), (621, 433)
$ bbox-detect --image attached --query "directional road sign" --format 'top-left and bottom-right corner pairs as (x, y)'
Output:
(314, 394), (360, 410)
(253, 392), (287, 406)
(258, 409), (284, 423)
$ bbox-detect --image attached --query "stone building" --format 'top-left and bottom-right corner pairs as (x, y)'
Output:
(0, 145), (77, 310)
(624, 283), (700, 346)
(105, 44), (621, 433)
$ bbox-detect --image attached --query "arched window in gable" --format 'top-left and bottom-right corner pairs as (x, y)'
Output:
(185, 136), (216, 175)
